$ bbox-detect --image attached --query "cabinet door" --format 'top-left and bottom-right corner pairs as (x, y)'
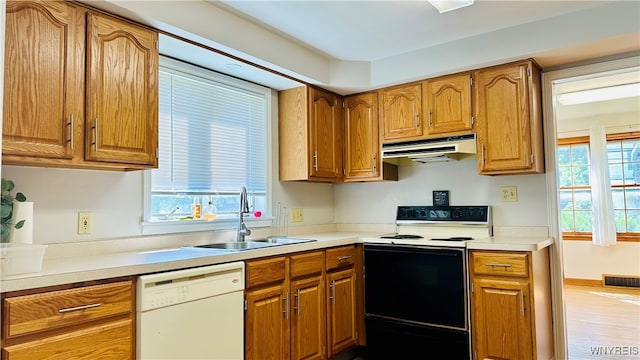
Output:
(245, 284), (290, 360)
(85, 13), (158, 166)
(2, 318), (132, 360)
(3, 0), (84, 160)
(472, 277), (533, 360)
(290, 275), (326, 360)
(474, 62), (539, 174)
(381, 84), (422, 142)
(344, 92), (380, 181)
(309, 87), (342, 180)
(423, 73), (473, 136)
(326, 267), (357, 356)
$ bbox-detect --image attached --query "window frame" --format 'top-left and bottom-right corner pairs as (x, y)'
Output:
(141, 56), (274, 235)
(558, 132), (640, 242)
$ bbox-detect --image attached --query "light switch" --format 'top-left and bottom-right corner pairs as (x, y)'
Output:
(500, 186), (518, 202)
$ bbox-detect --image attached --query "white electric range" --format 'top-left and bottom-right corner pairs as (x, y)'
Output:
(362, 205), (492, 358)
(364, 205), (492, 248)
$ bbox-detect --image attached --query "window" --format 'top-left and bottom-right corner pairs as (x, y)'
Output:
(558, 133), (640, 241)
(608, 134), (640, 235)
(144, 57), (271, 233)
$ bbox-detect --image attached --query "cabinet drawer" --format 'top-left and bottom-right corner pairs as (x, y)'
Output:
(325, 245), (359, 271)
(3, 281), (133, 340)
(290, 251), (324, 279)
(472, 252), (529, 277)
(246, 256), (287, 288)
(2, 318), (132, 360)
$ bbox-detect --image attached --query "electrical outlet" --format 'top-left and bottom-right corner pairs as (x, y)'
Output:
(500, 186), (518, 202)
(291, 208), (304, 222)
(78, 212), (92, 234)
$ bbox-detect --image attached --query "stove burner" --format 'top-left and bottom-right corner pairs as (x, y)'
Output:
(380, 234), (424, 239)
(429, 237), (473, 241)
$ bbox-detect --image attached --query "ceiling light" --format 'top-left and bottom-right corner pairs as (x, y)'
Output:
(427, 0), (474, 13)
(557, 83), (640, 105)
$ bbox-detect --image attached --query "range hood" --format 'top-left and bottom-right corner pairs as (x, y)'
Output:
(382, 134), (477, 164)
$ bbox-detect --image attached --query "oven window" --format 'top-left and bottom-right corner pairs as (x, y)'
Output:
(364, 245), (467, 329)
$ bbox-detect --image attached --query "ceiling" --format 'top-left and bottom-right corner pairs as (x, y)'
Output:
(213, 0), (609, 62)
(205, 0), (640, 120)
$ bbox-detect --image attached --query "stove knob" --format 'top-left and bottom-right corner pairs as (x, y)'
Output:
(452, 208), (463, 219)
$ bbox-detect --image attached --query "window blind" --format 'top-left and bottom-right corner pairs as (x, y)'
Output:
(151, 57), (268, 218)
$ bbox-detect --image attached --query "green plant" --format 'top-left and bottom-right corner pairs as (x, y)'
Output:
(1, 178), (26, 243)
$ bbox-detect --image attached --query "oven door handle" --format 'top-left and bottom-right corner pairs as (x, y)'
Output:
(364, 245), (463, 257)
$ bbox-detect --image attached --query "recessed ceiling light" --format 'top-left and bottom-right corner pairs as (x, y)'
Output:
(427, 0), (474, 13)
(557, 83), (640, 105)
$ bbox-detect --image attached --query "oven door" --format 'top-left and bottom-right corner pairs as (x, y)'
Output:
(364, 244), (468, 330)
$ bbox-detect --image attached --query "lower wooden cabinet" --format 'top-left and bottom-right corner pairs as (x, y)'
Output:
(245, 280), (290, 359)
(326, 267), (357, 356)
(245, 245), (363, 360)
(469, 249), (553, 360)
(325, 245), (360, 357)
(1, 279), (135, 360)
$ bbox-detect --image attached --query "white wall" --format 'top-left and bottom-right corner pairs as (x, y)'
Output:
(335, 157), (549, 227)
(563, 241), (640, 280)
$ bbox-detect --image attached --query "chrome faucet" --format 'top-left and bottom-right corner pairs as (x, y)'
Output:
(237, 186), (251, 242)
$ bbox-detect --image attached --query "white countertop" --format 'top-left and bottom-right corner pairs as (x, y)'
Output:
(1, 231), (553, 293)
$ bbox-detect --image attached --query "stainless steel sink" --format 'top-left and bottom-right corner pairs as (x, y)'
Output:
(193, 238), (316, 251)
(254, 237), (317, 245)
(195, 241), (277, 251)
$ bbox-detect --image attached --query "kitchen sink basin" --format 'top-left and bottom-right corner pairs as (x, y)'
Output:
(194, 241), (277, 251)
(253, 237), (316, 245)
(192, 238), (316, 251)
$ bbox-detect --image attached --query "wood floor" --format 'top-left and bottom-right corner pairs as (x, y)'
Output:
(564, 284), (640, 359)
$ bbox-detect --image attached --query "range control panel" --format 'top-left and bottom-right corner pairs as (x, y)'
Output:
(396, 206), (490, 223)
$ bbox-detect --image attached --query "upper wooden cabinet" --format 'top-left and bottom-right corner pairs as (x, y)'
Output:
(85, 13), (158, 166)
(380, 83), (423, 142)
(343, 92), (397, 182)
(279, 86), (343, 182)
(422, 73), (474, 136)
(474, 60), (544, 175)
(2, 0), (159, 170)
(3, 0), (84, 161)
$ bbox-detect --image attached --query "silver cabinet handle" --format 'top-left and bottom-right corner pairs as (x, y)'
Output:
(294, 288), (301, 315)
(415, 113), (420, 128)
(337, 255), (352, 262)
(283, 292), (289, 320)
(428, 110), (432, 128)
(58, 303), (101, 313)
(313, 151), (318, 172)
(486, 263), (512, 268)
(67, 114), (74, 149)
(92, 118), (99, 151)
(371, 154), (376, 171)
(329, 280), (336, 305)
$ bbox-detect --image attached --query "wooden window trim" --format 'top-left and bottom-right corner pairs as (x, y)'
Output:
(562, 232), (640, 242)
(557, 136), (589, 146)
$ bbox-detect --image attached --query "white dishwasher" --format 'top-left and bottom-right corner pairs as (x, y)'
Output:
(137, 261), (245, 360)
